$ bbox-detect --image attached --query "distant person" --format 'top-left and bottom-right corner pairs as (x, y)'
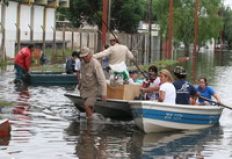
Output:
(14, 44), (34, 84)
(196, 77), (221, 105)
(65, 51), (80, 74)
(158, 69), (176, 104)
(78, 47), (107, 120)
(173, 66), (197, 105)
(140, 65), (160, 100)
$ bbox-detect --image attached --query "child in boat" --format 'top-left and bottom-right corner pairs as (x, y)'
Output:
(196, 77), (221, 105)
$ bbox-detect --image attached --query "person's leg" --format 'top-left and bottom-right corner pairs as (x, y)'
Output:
(84, 97), (96, 119)
(84, 104), (93, 118)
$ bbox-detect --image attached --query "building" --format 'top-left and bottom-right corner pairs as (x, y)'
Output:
(0, 0), (69, 58)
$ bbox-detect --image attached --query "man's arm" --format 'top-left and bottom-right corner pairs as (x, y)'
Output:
(93, 48), (111, 59)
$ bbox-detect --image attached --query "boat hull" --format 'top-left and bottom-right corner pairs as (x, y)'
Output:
(64, 93), (132, 120)
(0, 119), (11, 137)
(129, 101), (223, 133)
(28, 72), (78, 86)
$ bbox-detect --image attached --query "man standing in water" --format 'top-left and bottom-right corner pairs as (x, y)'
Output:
(78, 47), (107, 120)
(14, 44), (34, 84)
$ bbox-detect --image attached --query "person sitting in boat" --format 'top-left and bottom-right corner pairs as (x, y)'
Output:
(173, 66), (197, 105)
(196, 77), (221, 105)
(140, 65), (160, 100)
(65, 51), (80, 74)
(158, 69), (176, 104)
(128, 70), (143, 85)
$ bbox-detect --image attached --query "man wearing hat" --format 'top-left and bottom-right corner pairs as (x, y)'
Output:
(93, 34), (134, 65)
(78, 47), (107, 119)
(173, 66), (197, 105)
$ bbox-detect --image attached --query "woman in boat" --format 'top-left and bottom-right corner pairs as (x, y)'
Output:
(196, 77), (221, 105)
(158, 69), (176, 104)
(140, 65), (160, 100)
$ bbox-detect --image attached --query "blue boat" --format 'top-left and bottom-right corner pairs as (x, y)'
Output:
(28, 72), (78, 86)
(129, 101), (223, 133)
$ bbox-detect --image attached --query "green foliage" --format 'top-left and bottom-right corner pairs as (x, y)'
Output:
(57, 0), (146, 33)
(153, 0), (223, 50)
(0, 101), (14, 107)
(139, 59), (178, 71)
(111, 0), (146, 33)
(0, 58), (7, 67)
(223, 7), (232, 49)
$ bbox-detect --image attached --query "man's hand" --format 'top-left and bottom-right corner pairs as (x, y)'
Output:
(101, 95), (107, 101)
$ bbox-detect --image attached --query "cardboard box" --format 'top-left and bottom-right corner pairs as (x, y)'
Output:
(107, 84), (141, 100)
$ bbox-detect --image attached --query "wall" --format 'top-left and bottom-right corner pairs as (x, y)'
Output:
(5, 1), (17, 58)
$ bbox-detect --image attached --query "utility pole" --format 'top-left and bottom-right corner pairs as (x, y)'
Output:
(193, 0), (200, 58)
(192, 0), (200, 81)
(101, 0), (108, 50)
(167, 0), (174, 59)
(108, 0), (111, 31)
(148, 0), (152, 63)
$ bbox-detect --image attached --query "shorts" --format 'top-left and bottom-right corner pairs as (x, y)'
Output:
(83, 96), (96, 106)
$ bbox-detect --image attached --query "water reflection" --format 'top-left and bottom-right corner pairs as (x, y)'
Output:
(65, 120), (224, 159)
(131, 126), (223, 159)
(65, 121), (135, 159)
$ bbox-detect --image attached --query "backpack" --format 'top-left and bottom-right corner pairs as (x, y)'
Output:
(65, 58), (75, 74)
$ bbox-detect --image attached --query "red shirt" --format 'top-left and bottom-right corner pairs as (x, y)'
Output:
(15, 47), (32, 72)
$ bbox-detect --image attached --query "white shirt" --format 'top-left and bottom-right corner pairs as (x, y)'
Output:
(74, 58), (81, 71)
(159, 82), (176, 104)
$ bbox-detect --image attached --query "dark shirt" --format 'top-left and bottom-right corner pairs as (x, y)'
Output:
(173, 79), (197, 104)
(65, 58), (75, 74)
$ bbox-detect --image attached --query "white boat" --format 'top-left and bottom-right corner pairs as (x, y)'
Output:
(129, 101), (223, 133)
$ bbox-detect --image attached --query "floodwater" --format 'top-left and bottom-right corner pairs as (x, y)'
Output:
(0, 51), (232, 159)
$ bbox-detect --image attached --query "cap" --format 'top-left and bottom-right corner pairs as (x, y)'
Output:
(109, 34), (118, 41)
(173, 66), (187, 77)
(80, 47), (91, 57)
(129, 70), (138, 74)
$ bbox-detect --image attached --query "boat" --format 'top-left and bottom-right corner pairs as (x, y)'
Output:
(64, 92), (132, 120)
(0, 119), (11, 137)
(129, 101), (223, 133)
(27, 72), (78, 86)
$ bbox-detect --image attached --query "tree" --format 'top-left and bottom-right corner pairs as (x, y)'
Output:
(223, 7), (232, 49)
(58, 0), (146, 33)
(153, 0), (224, 53)
(110, 0), (146, 33)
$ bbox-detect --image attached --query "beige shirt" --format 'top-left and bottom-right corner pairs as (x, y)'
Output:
(93, 43), (134, 65)
(80, 58), (107, 98)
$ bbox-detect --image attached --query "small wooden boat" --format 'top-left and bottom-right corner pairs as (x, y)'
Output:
(129, 101), (223, 133)
(64, 93), (132, 120)
(27, 72), (78, 86)
(0, 119), (11, 137)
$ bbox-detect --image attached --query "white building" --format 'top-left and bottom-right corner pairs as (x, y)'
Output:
(0, 0), (69, 58)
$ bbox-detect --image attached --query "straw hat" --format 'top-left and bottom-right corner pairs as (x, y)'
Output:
(79, 47), (92, 57)
(109, 34), (118, 41)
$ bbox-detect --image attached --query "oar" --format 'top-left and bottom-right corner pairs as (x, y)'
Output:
(131, 58), (148, 79)
(199, 95), (232, 110)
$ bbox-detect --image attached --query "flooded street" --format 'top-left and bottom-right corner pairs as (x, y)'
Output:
(1, 51), (232, 159)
